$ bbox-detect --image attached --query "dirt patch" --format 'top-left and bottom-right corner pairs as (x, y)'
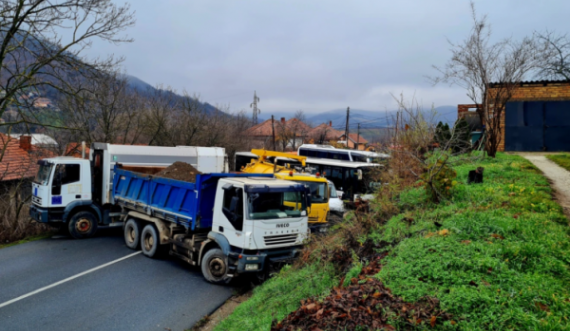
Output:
(155, 162), (201, 183)
(190, 291), (252, 331)
(522, 155), (570, 219)
(271, 257), (453, 331)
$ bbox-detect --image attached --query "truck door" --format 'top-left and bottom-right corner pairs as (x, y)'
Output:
(219, 186), (246, 246)
(49, 163), (82, 207)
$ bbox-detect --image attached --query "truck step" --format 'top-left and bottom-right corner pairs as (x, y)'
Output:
(169, 250), (195, 266)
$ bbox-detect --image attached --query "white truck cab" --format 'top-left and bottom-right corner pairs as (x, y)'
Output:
(32, 157), (92, 210)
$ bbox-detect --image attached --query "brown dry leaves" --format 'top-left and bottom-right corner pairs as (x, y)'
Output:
(271, 259), (453, 331)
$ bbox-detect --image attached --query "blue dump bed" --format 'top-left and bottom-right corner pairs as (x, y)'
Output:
(112, 166), (273, 230)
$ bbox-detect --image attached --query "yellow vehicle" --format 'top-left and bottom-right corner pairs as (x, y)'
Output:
(240, 149), (330, 232)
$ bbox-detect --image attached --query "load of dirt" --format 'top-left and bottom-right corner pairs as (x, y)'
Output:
(155, 161), (202, 183)
(272, 258), (454, 331)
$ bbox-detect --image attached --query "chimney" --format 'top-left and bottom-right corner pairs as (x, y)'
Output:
(329, 121), (332, 127)
(281, 117), (286, 124)
(20, 136), (32, 151)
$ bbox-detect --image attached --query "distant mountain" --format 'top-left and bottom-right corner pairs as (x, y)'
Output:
(124, 74), (155, 91)
(123, 75), (220, 115)
(259, 106), (458, 129)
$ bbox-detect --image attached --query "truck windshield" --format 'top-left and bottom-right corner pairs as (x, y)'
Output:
(297, 181), (328, 204)
(247, 191), (307, 220)
(34, 163), (53, 185)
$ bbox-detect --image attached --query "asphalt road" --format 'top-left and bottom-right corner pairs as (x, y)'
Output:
(0, 228), (235, 331)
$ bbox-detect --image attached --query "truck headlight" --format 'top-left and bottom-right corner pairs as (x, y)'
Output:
(246, 256), (259, 261)
(245, 264), (259, 271)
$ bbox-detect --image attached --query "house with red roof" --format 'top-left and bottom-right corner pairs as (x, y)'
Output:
(244, 117), (312, 150)
(0, 134), (39, 182)
(338, 133), (369, 150)
(308, 121), (344, 144)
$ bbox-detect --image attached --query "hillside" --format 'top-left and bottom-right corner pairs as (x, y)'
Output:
(259, 106), (458, 129)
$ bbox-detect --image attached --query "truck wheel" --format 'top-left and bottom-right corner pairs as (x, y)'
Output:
(68, 211), (98, 239)
(141, 224), (162, 258)
(124, 219), (141, 250)
(201, 248), (232, 285)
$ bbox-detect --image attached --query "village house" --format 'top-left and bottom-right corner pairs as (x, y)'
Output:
(458, 80), (570, 152)
(338, 133), (369, 150)
(244, 117), (312, 150)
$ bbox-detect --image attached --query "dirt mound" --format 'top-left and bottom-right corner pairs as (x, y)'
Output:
(272, 258), (453, 331)
(155, 161), (201, 183)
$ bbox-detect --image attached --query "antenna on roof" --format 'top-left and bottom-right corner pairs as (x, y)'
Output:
(250, 91), (261, 125)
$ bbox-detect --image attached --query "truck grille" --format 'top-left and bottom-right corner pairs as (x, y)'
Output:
(264, 234), (298, 246)
(309, 217), (319, 223)
(32, 196), (42, 205)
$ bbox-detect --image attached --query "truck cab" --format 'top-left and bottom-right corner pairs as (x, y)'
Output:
(198, 176), (311, 283)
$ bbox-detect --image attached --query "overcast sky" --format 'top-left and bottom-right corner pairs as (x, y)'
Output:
(88, 0), (568, 115)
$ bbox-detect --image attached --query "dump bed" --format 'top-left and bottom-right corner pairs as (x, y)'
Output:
(112, 166), (273, 230)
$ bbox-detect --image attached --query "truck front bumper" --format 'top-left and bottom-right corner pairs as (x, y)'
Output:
(29, 204), (50, 223)
(231, 246), (303, 273)
(29, 205), (63, 223)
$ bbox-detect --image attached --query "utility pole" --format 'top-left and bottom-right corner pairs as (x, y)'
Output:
(356, 123), (360, 150)
(271, 115), (276, 150)
(344, 107), (350, 148)
(250, 91), (260, 125)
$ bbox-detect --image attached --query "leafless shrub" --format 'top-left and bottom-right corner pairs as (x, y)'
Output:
(0, 180), (52, 244)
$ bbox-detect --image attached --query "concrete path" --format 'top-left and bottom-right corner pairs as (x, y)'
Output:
(0, 228), (234, 331)
(522, 155), (570, 217)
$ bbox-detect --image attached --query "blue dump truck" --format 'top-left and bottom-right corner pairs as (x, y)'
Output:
(112, 165), (311, 284)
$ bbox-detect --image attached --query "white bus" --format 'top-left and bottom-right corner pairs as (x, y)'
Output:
(297, 144), (389, 163)
(303, 157), (382, 201)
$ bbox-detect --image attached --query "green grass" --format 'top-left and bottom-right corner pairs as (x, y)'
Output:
(372, 153), (570, 330)
(0, 232), (54, 249)
(214, 264), (337, 331)
(547, 154), (570, 172)
(217, 153), (570, 330)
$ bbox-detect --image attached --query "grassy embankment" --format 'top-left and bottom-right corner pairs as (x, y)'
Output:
(217, 153), (570, 330)
(547, 153), (570, 172)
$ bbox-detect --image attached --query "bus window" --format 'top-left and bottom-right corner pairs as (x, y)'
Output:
(330, 167), (344, 191)
(352, 153), (369, 163)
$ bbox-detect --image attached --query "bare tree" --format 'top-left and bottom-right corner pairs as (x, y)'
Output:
(56, 70), (145, 146)
(432, 2), (545, 157)
(536, 31), (570, 80)
(0, 0), (135, 158)
(289, 110), (310, 149)
(390, 94), (474, 203)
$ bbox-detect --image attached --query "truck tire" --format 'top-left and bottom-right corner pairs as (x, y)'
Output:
(124, 218), (141, 250)
(201, 248), (232, 285)
(68, 211), (98, 239)
(141, 224), (163, 258)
